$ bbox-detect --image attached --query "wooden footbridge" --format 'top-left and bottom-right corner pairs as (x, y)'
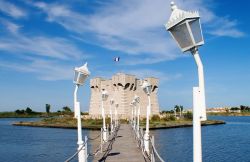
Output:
(93, 124), (146, 162)
(65, 122), (164, 162)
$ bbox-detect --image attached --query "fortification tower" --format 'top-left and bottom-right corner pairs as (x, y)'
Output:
(89, 73), (160, 119)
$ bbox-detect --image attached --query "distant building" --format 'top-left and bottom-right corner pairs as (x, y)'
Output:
(89, 73), (160, 119)
(206, 107), (228, 113)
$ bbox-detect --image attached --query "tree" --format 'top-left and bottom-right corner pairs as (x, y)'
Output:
(174, 105), (180, 112)
(15, 109), (23, 114)
(46, 104), (51, 114)
(180, 105), (184, 112)
(20, 109), (25, 114)
(240, 105), (246, 111)
(62, 106), (72, 112)
(231, 107), (240, 110)
(185, 111), (193, 120)
(25, 107), (33, 114)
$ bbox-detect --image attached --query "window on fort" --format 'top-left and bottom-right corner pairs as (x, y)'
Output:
(130, 84), (134, 90)
(118, 83), (123, 87)
(124, 83), (130, 90)
(152, 86), (158, 92)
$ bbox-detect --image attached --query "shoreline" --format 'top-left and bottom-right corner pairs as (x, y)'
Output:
(149, 120), (225, 129)
(12, 120), (225, 130)
(208, 113), (250, 116)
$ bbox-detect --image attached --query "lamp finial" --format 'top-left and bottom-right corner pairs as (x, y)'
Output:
(171, 1), (177, 11)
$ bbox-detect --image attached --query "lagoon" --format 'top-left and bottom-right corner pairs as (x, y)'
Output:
(1, 116), (250, 162)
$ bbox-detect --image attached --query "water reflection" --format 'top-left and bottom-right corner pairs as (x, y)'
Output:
(1, 117), (250, 162)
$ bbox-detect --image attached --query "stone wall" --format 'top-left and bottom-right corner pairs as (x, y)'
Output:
(89, 73), (160, 119)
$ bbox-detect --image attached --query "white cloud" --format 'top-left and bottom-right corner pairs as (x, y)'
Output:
(0, 20), (85, 60)
(28, 0), (244, 65)
(0, 19), (20, 34)
(0, 59), (73, 81)
(0, 20), (88, 80)
(123, 69), (182, 83)
(207, 18), (245, 38)
(0, 0), (27, 18)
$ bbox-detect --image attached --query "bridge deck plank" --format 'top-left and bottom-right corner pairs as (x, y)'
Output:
(92, 124), (145, 162)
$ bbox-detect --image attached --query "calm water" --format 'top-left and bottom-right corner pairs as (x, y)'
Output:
(1, 116), (250, 162)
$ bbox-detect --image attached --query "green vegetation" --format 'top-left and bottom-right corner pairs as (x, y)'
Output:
(0, 107), (42, 118)
(13, 113), (225, 130)
(62, 106), (72, 112)
(208, 105), (250, 116)
(46, 104), (51, 114)
(138, 114), (224, 129)
(4, 103), (226, 129)
(0, 105), (76, 118)
(13, 117), (104, 129)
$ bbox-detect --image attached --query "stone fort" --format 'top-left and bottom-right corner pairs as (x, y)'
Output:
(89, 73), (160, 119)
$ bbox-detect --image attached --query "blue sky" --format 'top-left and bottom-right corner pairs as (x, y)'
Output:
(0, 0), (249, 112)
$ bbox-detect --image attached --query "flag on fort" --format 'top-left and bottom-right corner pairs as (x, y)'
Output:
(114, 57), (120, 62)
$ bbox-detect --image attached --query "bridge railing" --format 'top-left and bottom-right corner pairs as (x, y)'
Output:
(131, 122), (165, 162)
(65, 121), (119, 162)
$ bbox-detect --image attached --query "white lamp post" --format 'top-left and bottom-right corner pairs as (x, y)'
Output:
(165, 2), (206, 121)
(110, 99), (114, 132)
(115, 103), (119, 127)
(141, 80), (152, 153)
(101, 89), (109, 142)
(134, 95), (140, 136)
(165, 2), (207, 162)
(131, 99), (136, 130)
(73, 62), (90, 162)
(130, 102), (134, 126)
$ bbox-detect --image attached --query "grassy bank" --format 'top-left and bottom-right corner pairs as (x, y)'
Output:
(0, 112), (42, 118)
(12, 117), (225, 130)
(208, 112), (250, 116)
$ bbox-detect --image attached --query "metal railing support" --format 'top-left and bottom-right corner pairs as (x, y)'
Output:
(85, 136), (88, 161)
(101, 128), (103, 152)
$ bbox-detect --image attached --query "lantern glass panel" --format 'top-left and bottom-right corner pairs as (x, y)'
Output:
(74, 71), (80, 83)
(143, 87), (148, 94)
(77, 73), (87, 85)
(169, 22), (193, 50)
(102, 92), (108, 101)
(148, 85), (152, 93)
(135, 97), (140, 103)
(189, 19), (203, 45)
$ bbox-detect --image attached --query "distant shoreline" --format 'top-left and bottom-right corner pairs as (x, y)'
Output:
(12, 119), (225, 130)
(208, 113), (250, 116)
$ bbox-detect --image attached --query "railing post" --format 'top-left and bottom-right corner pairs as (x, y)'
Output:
(151, 136), (155, 162)
(85, 136), (88, 161)
(101, 128), (103, 152)
(107, 124), (109, 140)
(141, 128), (144, 151)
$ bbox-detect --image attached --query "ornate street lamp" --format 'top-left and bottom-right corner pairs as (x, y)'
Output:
(165, 2), (206, 162)
(134, 95), (140, 136)
(101, 89), (109, 142)
(130, 102), (134, 126)
(165, 1), (206, 121)
(141, 80), (152, 153)
(131, 99), (136, 130)
(73, 62), (90, 162)
(115, 103), (119, 127)
(110, 98), (114, 132)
